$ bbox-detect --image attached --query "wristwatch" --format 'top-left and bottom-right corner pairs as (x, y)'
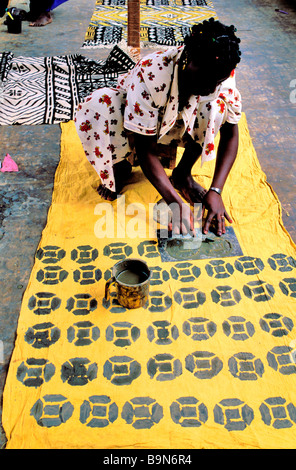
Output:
(209, 186), (222, 195)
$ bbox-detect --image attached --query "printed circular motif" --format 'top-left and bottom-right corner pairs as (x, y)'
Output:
(170, 397), (208, 427)
(17, 358), (55, 387)
(102, 293), (127, 313)
(30, 395), (74, 428)
(174, 287), (206, 309)
(183, 317), (217, 341)
(122, 397), (163, 429)
(66, 294), (98, 316)
(243, 280), (275, 302)
(147, 353), (182, 381)
(259, 313), (294, 337)
(211, 285), (241, 307)
(170, 262), (201, 282)
(148, 290), (172, 312)
(214, 398), (254, 431)
(234, 256), (264, 276)
(73, 265), (102, 285)
(80, 396), (118, 428)
(36, 266), (68, 285)
(185, 351), (223, 379)
(222, 316), (255, 341)
(61, 358), (98, 386)
(103, 242), (133, 260)
(228, 352), (264, 380)
(268, 253), (296, 272)
(71, 245), (98, 264)
(137, 240), (160, 259)
(28, 292), (61, 315)
(205, 260), (234, 279)
(106, 322), (140, 347)
(279, 278), (296, 298)
(267, 346), (296, 375)
(67, 322), (100, 346)
(260, 397), (296, 429)
(103, 356), (141, 385)
(149, 266), (170, 285)
(25, 322), (61, 349)
(147, 320), (179, 345)
(36, 245), (66, 264)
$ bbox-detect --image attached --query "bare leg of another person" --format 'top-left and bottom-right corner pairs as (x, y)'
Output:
(28, 0), (53, 26)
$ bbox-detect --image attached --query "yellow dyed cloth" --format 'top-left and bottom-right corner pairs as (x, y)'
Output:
(83, 0), (217, 47)
(3, 113), (296, 449)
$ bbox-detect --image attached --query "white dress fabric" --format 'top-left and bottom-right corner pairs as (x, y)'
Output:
(74, 46), (242, 192)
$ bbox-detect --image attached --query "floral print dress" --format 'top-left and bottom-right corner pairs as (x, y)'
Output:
(74, 46), (242, 193)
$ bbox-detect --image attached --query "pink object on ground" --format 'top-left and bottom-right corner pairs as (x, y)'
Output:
(1, 154), (19, 172)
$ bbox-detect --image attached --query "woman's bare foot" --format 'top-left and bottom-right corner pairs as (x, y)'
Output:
(97, 185), (117, 201)
(29, 11), (52, 26)
(97, 159), (132, 201)
(170, 168), (207, 205)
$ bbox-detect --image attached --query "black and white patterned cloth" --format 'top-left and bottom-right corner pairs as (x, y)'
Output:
(0, 46), (135, 125)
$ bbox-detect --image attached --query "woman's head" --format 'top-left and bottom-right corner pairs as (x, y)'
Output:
(180, 18), (241, 96)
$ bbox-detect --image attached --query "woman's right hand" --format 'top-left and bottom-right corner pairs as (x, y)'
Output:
(168, 202), (196, 236)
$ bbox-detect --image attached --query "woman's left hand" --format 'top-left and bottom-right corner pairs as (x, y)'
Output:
(202, 190), (232, 236)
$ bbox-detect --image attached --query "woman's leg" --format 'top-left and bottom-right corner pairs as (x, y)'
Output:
(75, 88), (132, 201)
(0, 0), (9, 17)
(28, 0), (54, 26)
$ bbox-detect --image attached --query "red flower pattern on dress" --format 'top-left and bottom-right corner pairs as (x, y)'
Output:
(100, 169), (109, 180)
(148, 72), (155, 81)
(141, 90), (150, 100)
(107, 144), (116, 153)
(134, 102), (144, 116)
(155, 83), (166, 92)
(103, 121), (109, 135)
(94, 147), (103, 158)
(137, 71), (144, 82)
(205, 143), (215, 155)
(217, 99), (226, 114)
(79, 120), (92, 132)
(162, 56), (172, 67)
(141, 59), (153, 67)
(99, 94), (112, 107)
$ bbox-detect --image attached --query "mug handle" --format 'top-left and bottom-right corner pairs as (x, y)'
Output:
(105, 276), (115, 302)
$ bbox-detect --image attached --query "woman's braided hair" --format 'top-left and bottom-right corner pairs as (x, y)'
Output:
(184, 18), (241, 75)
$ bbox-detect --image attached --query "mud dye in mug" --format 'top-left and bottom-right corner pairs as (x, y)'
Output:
(105, 258), (151, 309)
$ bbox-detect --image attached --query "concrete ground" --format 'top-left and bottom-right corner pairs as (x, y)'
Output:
(0, 0), (295, 449)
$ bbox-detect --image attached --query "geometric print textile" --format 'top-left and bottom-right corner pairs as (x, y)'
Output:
(0, 47), (135, 126)
(83, 0), (218, 48)
(3, 114), (296, 448)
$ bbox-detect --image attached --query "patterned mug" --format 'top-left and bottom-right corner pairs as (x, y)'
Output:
(105, 258), (151, 309)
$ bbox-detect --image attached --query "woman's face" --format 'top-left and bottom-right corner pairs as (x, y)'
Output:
(181, 60), (231, 96)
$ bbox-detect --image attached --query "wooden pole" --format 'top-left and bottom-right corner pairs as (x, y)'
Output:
(127, 0), (140, 55)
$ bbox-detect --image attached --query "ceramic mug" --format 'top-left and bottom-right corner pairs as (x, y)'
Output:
(105, 258), (151, 309)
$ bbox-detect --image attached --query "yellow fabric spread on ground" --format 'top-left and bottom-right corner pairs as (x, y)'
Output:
(3, 113), (296, 449)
